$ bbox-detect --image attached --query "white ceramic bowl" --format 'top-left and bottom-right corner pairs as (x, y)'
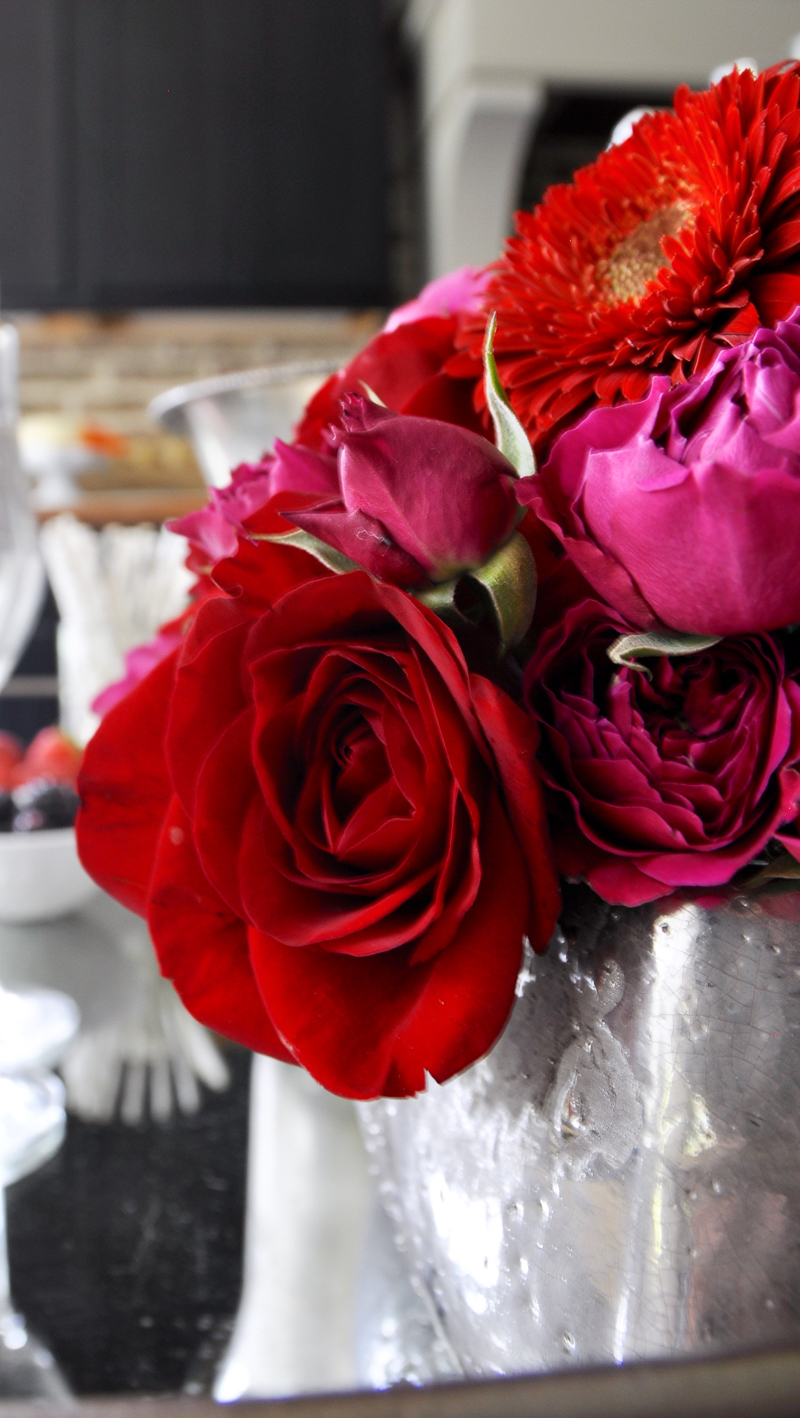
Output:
(0, 827), (98, 923)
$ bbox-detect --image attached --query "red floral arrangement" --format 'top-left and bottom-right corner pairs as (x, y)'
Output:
(77, 63), (800, 1098)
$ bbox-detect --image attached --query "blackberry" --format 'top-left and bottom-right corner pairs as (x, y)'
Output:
(12, 780), (80, 831)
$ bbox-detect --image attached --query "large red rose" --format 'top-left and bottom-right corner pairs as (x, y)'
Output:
(77, 572), (559, 1098)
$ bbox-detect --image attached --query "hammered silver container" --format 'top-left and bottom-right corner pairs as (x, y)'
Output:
(358, 889), (800, 1378)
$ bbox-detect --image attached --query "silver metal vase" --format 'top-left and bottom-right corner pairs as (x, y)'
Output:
(358, 888), (800, 1378)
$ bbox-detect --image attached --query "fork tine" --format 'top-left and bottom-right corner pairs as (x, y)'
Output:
(61, 1032), (123, 1123)
(169, 996), (230, 1092)
(149, 1056), (173, 1123)
(120, 1062), (147, 1126)
(172, 1052), (201, 1114)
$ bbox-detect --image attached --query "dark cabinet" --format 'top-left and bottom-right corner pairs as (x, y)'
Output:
(0, 0), (389, 308)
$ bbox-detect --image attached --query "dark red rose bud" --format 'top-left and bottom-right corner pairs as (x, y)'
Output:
(285, 396), (520, 589)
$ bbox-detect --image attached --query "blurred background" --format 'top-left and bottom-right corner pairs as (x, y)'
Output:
(1, 0), (800, 311)
(1, 0), (798, 744)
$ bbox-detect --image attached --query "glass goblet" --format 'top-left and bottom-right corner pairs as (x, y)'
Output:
(0, 983), (78, 1400)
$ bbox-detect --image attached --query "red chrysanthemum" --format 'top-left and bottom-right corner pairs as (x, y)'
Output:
(453, 63), (800, 452)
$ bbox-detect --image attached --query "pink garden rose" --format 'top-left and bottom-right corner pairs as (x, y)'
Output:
(170, 443), (337, 565)
(383, 266), (491, 333)
(523, 569), (800, 905)
(284, 395), (520, 587)
(517, 310), (800, 636)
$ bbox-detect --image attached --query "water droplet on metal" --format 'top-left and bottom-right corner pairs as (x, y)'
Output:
(560, 1090), (584, 1137)
(562, 1332), (576, 1354)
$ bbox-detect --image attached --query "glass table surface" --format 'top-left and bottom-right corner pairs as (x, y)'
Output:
(0, 894), (799, 1418)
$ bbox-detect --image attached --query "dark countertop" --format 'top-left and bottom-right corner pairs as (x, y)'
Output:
(7, 1044), (249, 1396)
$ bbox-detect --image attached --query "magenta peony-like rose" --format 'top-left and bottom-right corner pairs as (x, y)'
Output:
(517, 310), (800, 636)
(524, 571), (800, 905)
(285, 395), (520, 587)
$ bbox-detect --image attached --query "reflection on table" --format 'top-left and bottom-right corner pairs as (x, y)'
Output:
(0, 895), (249, 1395)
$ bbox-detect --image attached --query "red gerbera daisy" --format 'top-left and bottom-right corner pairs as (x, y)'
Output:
(453, 62), (800, 452)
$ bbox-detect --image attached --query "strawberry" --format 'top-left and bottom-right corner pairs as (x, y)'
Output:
(0, 732), (23, 790)
(12, 728), (83, 788)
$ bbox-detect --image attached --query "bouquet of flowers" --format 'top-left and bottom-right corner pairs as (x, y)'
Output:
(77, 63), (800, 1100)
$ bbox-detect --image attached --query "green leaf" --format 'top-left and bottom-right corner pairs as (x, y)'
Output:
(608, 630), (722, 677)
(254, 528), (360, 575)
(466, 530), (538, 652)
(483, 312), (535, 480)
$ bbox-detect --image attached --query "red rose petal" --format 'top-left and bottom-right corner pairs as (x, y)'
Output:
(407, 786), (481, 965)
(149, 796), (293, 1060)
(76, 649), (178, 915)
(470, 674), (561, 952)
(247, 792), (527, 1098)
(294, 317), (463, 451)
(401, 370), (486, 436)
(193, 709), (260, 917)
(166, 596), (255, 817)
(751, 271), (800, 325)
(211, 490), (332, 608)
(240, 796), (441, 952)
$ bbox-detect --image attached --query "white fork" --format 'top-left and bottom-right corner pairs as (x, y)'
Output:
(60, 911), (230, 1125)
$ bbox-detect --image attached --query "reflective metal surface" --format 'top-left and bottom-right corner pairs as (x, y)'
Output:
(359, 889), (800, 1377)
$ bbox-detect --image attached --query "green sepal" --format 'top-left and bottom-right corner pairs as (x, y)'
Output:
(608, 630), (722, 677)
(415, 580), (459, 615)
(467, 531), (537, 651)
(483, 312), (535, 480)
(415, 530), (537, 656)
(254, 528), (360, 575)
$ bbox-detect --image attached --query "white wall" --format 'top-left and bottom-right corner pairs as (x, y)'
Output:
(406, 0), (800, 274)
